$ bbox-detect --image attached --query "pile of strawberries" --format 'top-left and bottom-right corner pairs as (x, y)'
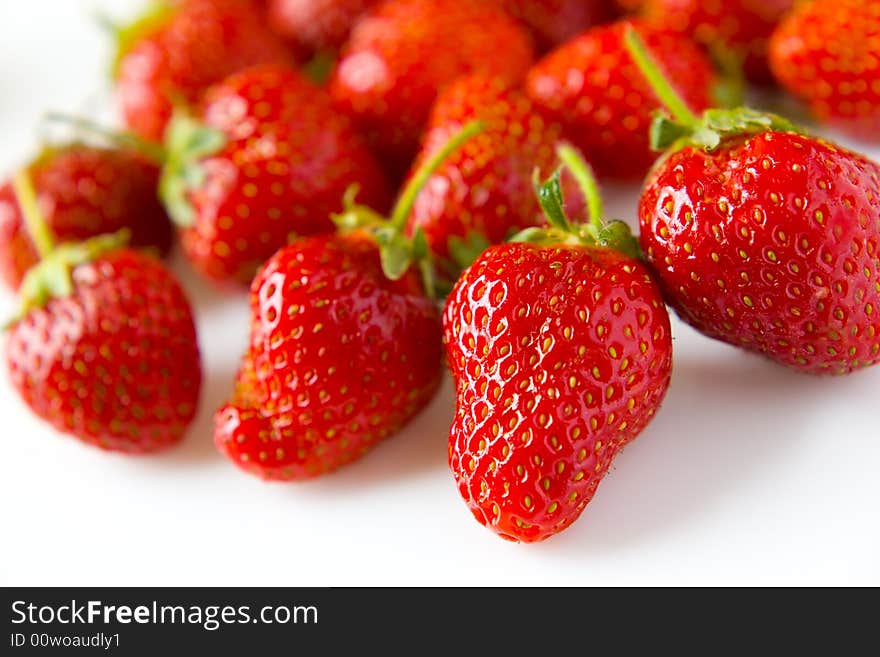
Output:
(2, 0), (879, 543)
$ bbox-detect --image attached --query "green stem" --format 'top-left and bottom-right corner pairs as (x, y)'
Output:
(556, 144), (603, 232)
(12, 170), (55, 260)
(624, 27), (699, 126)
(44, 113), (167, 164)
(389, 120), (485, 231)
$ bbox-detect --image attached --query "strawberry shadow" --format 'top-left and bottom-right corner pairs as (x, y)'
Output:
(532, 324), (880, 556)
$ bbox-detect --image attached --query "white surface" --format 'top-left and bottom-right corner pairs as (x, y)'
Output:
(1, 1), (878, 587)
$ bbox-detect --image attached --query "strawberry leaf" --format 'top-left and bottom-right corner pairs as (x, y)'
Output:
(534, 168), (572, 233)
(159, 115), (227, 228)
(448, 232), (491, 272)
(8, 230), (130, 326)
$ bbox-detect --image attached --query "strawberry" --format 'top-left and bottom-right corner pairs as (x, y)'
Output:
(114, 0), (296, 142)
(498, 0), (613, 52)
(5, 173), (201, 453)
(627, 29), (880, 375)
(330, 0), (534, 173)
(0, 144), (173, 290)
(160, 64), (391, 285)
(405, 74), (581, 280)
(266, 0), (377, 52)
(526, 20), (716, 180)
(444, 149), (673, 542)
(214, 121), (481, 480)
(214, 233), (443, 479)
(642, 0), (794, 84)
(769, 0), (880, 141)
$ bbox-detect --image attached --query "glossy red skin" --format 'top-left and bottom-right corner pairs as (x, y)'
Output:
(640, 131), (880, 374)
(405, 75), (578, 278)
(770, 0), (880, 141)
(643, 0), (794, 84)
(527, 20), (715, 180)
(6, 250), (202, 452)
(267, 0), (377, 51)
(116, 0), (295, 142)
(330, 0), (534, 173)
(498, 0), (613, 52)
(180, 65), (391, 285)
(215, 233), (444, 480)
(0, 145), (173, 290)
(444, 243), (673, 542)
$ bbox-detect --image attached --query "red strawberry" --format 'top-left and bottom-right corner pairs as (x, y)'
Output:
(5, 173), (201, 453)
(115, 0), (296, 142)
(160, 64), (391, 285)
(642, 0), (794, 84)
(214, 121), (481, 479)
(405, 75), (580, 279)
(769, 0), (880, 141)
(0, 144), (173, 290)
(266, 0), (377, 52)
(330, 0), (534, 173)
(526, 20), (716, 180)
(444, 152), (673, 542)
(214, 233), (442, 479)
(627, 29), (880, 374)
(498, 0), (613, 51)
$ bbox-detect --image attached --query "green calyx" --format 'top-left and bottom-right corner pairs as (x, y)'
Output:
(158, 114), (227, 228)
(7, 171), (129, 326)
(650, 108), (800, 153)
(106, 1), (176, 77)
(332, 119), (485, 297)
(623, 27), (802, 155)
(302, 50), (337, 86)
(12, 231), (130, 324)
(510, 144), (641, 260)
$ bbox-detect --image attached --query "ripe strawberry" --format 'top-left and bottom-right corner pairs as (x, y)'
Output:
(769, 0), (880, 141)
(214, 121), (481, 479)
(114, 0), (295, 142)
(405, 75), (580, 280)
(444, 151), (673, 542)
(642, 0), (794, 84)
(266, 0), (377, 52)
(0, 144), (173, 290)
(526, 20), (716, 180)
(498, 0), (612, 51)
(160, 64), (391, 285)
(5, 174), (201, 453)
(628, 29), (880, 374)
(330, 0), (534, 173)
(214, 233), (442, 479)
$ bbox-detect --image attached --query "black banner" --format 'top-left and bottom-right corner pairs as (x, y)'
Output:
(1, 587), (870, 652)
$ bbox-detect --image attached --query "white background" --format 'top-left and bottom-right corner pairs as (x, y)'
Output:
(0, 1), (877, 586)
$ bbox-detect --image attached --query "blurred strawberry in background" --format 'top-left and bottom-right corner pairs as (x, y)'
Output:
(641, 0), (794, 84)
(498, 0), (614, 52)
(404, 74), (580, 279)
(114, 0), (296, 142)
(527, 20), (716, 179)
(159, 65), (390, 285)
(0, 145), (173, 290)
(770, 0), (880, 140)
(266, 0), (377, 53)
(330, 0), (534, 178)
